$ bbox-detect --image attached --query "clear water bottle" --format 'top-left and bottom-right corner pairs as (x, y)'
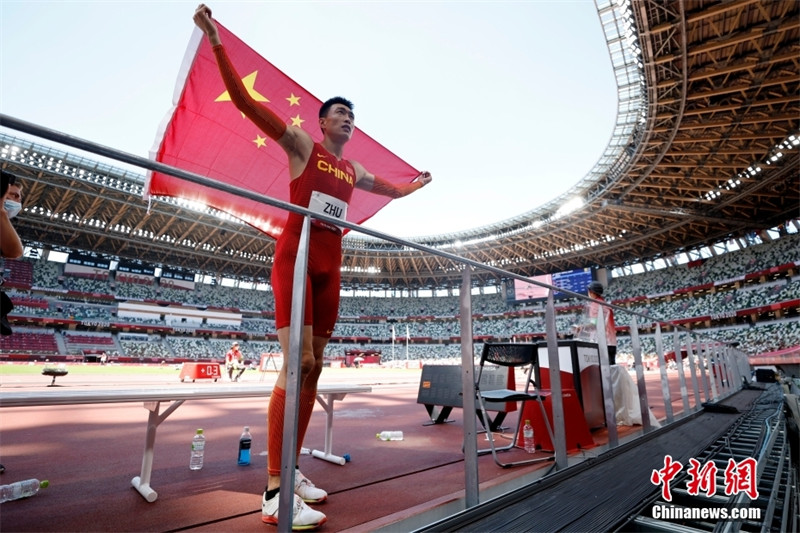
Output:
(376, 431), (404, 441)
(237, 426), (252, 466)
(0, 478), (49, 503)
(523, 419), (535, 453)
(190, 428), (205, 470)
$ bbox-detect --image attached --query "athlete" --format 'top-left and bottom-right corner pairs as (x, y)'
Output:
(193, 5), (432, 530)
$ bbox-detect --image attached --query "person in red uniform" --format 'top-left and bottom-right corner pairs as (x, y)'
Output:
(225, 341), (245, 382)
(193, 5), (432, 529)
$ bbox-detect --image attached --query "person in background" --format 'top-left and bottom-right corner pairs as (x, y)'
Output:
(193, 4), (432, 529)
(1, 171), (23, 260)
(583, 280), (617, 365)
(1, 170), (24, 334)
(0, 170), (24, 474)
(225, 341), (246, 382)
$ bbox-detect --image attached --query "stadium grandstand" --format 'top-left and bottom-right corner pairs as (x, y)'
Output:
(0, 230), (798, 367)
(2, 0), (798, 367)
(1, 0), (798, 531)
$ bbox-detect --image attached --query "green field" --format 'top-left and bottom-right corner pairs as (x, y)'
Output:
(0, 362), (421, 380)
(0, 362), (181, 377)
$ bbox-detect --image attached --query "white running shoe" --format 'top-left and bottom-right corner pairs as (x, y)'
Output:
(261, 491), (327, 530)
(294, 469), (328, 503)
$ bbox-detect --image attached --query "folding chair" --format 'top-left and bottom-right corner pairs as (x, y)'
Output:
(475, 342), (555, 468)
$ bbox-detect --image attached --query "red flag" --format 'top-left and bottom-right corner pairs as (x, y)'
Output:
(145, 23), (418, 239)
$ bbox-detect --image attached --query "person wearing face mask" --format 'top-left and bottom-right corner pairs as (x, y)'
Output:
(575, 281), (617, 365)
(0, 170), (23, 475)
(1, 171), (23, 260)
(1, 170), (23, 335)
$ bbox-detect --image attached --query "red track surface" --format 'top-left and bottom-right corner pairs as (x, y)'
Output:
(0, 365), (707, 532)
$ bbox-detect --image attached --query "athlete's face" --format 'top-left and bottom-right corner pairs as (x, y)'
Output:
(320, 104), (354, 141)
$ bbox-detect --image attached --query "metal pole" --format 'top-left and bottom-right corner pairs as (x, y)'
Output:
(685, 337), (702, 412)
(459, 267), (479, 508)
(674, 331), (691, 416)
(723, 345), (736, 392)
(696, 341), (710, 403)
(545, 290), (567, 469)
(277, 216), (311, 532)
(629, 316), (652, 432)
(727, 345), (738, 392)
(734, 347), (748, 387)
(714, 343), (726, 394)
(720, 343), (732, 393)
(706, 341), (719, 401)
(405, 325), (409, 361)
(654, 323), (673, 423)
(596, 305), (618, 447)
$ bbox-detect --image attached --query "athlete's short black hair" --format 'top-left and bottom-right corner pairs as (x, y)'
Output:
(319, 96), (354, 119)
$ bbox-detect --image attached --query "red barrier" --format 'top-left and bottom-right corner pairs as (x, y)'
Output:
(517, 390), (594, 452)
(179, 363), (222, 382)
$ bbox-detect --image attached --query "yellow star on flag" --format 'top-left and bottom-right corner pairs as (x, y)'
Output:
(290, 114), (305, 127)
(216, 71), (269, 118)
(253, 135), (267, 148)
(286, 93), (301, 106)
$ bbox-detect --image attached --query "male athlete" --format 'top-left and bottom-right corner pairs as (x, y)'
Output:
(194, 5), (432, 529)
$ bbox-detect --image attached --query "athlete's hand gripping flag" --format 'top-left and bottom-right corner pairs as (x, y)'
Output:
(145, 21), (419, 239)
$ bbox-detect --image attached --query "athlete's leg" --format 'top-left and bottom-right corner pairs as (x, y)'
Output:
(266, 227), (340, 494)
(293, 232), (340, 456)
(267, 325), (316, 492)
(294, 335), (329, 455)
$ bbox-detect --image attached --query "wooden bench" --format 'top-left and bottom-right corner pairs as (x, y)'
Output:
(0, 383), (371, 502)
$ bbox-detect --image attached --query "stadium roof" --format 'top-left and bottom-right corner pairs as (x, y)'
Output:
(2, 0), (798, 291)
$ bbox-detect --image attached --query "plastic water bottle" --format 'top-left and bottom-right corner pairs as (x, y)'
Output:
(190, 428), (205, 470)
(523, 419), (535, 453)
(238, 426), (252, 466)
(376, 431), (404, 441)
(0, 478), (49, 503)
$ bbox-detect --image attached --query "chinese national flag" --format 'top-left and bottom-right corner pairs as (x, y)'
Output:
(145, 23), (419, 239)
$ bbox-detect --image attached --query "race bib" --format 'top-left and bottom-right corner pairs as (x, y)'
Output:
(308, 191), (348, 223)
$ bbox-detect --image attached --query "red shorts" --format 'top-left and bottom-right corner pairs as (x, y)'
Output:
(271, 225), (342, 338)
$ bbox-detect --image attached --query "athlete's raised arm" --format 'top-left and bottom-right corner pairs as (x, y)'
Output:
(353, 162), (432, 198)
(192, 4), (312, 166)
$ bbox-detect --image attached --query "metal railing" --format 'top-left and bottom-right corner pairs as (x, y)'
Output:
(0, 114), (751, 529)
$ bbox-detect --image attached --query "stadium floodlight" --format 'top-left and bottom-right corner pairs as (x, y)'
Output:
(554, 197), (585, 219)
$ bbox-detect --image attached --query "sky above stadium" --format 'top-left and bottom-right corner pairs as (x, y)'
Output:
(0, 1), (617, 239)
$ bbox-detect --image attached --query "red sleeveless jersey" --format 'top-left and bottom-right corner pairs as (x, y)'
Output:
(286, 143), (356, 234)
